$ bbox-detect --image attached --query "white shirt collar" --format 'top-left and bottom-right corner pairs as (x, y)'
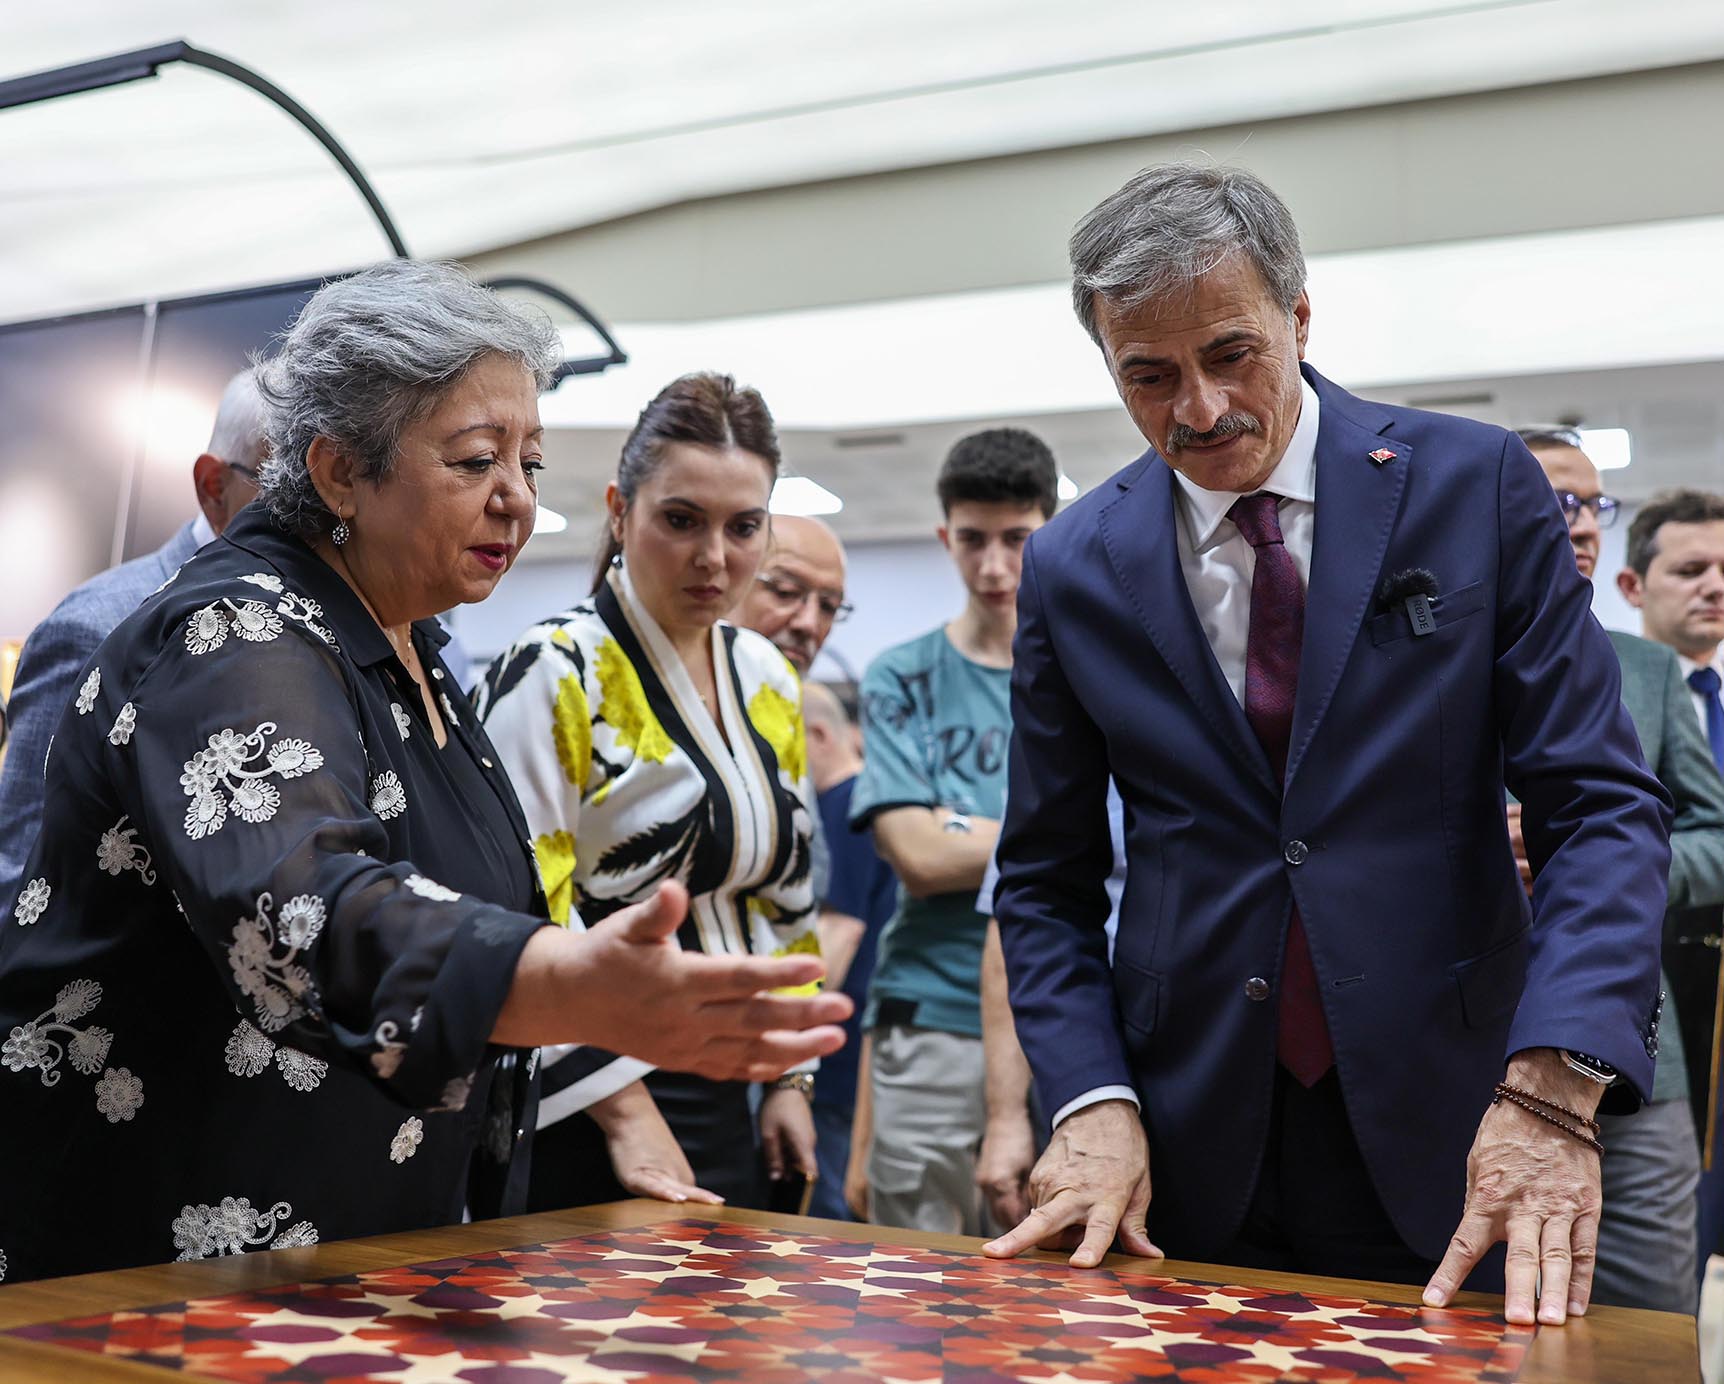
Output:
(1173, 377), (1320, 553)
(1676, 650), (1724, 682)
(191, 511), (216, 548)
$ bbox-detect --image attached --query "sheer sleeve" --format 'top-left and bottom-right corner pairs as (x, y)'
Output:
(115, 610), (545, 1110)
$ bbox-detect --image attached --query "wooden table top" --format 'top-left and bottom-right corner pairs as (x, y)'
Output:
(0, 1199), (1698, 1382)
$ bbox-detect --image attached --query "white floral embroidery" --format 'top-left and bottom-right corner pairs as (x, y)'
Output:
(231, 600), (284, 642)
(404, 874), (460, 903)
(227, 892), (321, 1033)
(224, 1021), (274, 1077)
(96, 816), (157, 886)
(185, 585), (337, 655)
(185, 604), (229, 654)
(268, 738), (321, 778)
(370, 771), (407, 821)
(392, 703), (412, 740)
(94, 1067), (144, 1122)
(108, 702), (138, 746)
(275, 1046), (328, 1092)
(222, 1019), (327, 1092)
(440, 691), (459, 724)
(75, 668), (100, 715)
(277, 894), (326, 949)
(14, 878), (49, 926)
(370, 1019), (408, 1079)
(171, 1198), (312, 1261)
(180, 722), (324, 840)
(271, 1221), (319, 1250)
(68, 1027), (113, 1076)
(526, 1047), (540, 1079)
(389, 1116), (424, 1164)
(2, 980), (118, 1095)
(277, 590), (338, 647)
(0, 1247), (7, 1281)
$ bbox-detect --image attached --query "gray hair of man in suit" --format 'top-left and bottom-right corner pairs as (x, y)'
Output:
(1068, 160), (1307, 344)
(193, 369), (269, 538)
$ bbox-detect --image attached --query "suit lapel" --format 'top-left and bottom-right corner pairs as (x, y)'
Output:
(1099, 457), (1276, 792)
(1286, 370), (1411, 787)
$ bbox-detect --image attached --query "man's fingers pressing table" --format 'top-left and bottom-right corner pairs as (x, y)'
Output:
(983, 1193), (1094, 1260)
(1423, 1210), (1493, 1310)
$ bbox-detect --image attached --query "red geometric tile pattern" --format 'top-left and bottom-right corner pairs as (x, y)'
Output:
(8, 1218), (1533, 1381)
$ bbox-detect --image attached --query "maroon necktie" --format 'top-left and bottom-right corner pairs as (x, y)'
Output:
(1228, 492), (1334, 1087)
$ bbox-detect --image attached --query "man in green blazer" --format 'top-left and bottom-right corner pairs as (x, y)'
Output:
(1518, 427), (1724, 1314)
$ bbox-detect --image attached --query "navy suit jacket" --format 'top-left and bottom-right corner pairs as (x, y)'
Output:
(0, 521), (202, 914)
(995, 366), (1672, 1263)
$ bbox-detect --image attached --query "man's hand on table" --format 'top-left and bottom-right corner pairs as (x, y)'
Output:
(1423, 1047), (1606, 1326)
(981, 1099), (1161, 1268)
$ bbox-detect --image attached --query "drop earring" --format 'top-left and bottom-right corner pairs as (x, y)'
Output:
(331, 508), (351, 547)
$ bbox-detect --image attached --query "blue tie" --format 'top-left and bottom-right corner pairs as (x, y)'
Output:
(1689, 667), (1724, 774)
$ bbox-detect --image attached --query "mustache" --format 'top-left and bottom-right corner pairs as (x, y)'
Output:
(1166, 412), (1262, 454)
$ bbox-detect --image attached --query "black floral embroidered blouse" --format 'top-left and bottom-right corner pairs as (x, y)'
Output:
(0, 506), (548, 1283)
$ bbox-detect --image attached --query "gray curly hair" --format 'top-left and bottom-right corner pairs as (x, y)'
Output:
(254, 260), (564, 541)
(1069, 161), (1306, 344)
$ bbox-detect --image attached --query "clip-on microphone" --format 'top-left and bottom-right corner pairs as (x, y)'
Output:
(1378, 568), (1440, 637)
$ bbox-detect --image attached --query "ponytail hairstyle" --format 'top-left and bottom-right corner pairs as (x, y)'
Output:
(593, 372), (783, 592)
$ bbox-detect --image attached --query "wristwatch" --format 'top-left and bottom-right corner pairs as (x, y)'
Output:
(772, 1072), (815, 1100)
(1560, 1049), (1618, 1085)
(942, 811), (973, 834)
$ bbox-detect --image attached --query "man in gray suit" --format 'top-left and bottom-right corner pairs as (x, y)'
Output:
(0, 370), (264, 911)
(1518, 426), (1724, 1314)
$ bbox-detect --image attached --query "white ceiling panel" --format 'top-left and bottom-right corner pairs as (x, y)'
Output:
(4, 1), (1724, 320)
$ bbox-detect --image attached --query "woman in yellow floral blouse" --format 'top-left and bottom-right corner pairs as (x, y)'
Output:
(477, 373), (820, 1209)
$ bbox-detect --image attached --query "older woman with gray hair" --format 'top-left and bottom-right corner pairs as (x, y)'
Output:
(0, 261), (847, 1284)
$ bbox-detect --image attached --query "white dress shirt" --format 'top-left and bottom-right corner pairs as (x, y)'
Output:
(1052, 380), (1321, 1131)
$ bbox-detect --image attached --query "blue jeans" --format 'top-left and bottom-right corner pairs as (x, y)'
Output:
(807, 1097), (857, 1222)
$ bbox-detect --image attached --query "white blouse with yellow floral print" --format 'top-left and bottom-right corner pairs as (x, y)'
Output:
(475, 562), (819, 1127)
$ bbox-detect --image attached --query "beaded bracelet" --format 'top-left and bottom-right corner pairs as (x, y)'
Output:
(1492, 1082), (1604, 1155)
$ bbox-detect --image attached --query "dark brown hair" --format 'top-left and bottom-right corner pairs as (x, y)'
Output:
(1626, 489), (1724, 575)
(593, 372), (783, 592)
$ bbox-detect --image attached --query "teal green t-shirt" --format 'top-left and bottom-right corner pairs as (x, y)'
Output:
(849, 626), (1011, 1038)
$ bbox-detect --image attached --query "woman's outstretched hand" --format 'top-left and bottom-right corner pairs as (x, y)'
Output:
(494, 880), (852, 1082)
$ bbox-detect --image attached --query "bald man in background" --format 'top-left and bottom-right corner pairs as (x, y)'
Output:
(733, 515), (850, 676)
(0, 370), (265, 912)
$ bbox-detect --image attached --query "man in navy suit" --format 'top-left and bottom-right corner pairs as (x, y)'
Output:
(986, 163), (1670, 1328)
(0, 370), (263, 912)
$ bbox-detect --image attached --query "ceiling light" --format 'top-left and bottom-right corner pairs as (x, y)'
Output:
(1057, 473), (1079, 500)
(771, 476), (843, 516)
(535, 504), (569, 534)
(1578, 427), (1632, 471)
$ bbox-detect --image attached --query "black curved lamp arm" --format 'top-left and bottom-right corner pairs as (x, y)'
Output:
(480, 276), (630, 383)
(0, 39), (409, 259)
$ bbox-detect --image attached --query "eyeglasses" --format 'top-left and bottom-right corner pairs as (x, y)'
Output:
(1555, 491), (1620, 528)
(755, 573), (853, 623)
(226, 461), (262, 482)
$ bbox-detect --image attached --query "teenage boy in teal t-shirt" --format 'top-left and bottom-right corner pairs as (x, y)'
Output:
(846, 428), (1060, 1234)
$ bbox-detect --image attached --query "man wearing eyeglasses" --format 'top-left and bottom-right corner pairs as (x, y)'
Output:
(1517, 426), (1724, 1314)
(733, 515), (851, 677)
(0, 370), (264, 914)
